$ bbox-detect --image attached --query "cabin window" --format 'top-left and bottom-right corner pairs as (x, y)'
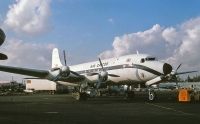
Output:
(126, 58), (131, 62)
(145, 57), (156, 61)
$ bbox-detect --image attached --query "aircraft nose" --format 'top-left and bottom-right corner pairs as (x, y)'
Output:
(163, 63), (172, 75)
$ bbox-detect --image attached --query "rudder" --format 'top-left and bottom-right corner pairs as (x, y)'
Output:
(52, 48), (63, 68)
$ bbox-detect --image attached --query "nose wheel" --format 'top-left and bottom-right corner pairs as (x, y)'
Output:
(148, 89), (156, 101)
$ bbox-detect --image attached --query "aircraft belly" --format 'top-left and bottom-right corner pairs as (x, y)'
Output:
(107, 68), (139, 83)
(86, 75), (98, 82)
(137, 69), (157, 81)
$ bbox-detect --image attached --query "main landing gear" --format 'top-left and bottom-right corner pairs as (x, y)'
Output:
(72, 85), (88, 101)
(124, 85), (135, 99)
(73, 92), (88, 101)
(124, 84), (157, 101)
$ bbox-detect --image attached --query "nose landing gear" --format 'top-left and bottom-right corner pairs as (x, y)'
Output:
(148, 89), (157, 101)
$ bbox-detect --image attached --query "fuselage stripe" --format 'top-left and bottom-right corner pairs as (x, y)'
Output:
(74, 64), (162, 76)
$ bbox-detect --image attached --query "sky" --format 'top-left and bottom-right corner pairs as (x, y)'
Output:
(0, 0), (200, 81)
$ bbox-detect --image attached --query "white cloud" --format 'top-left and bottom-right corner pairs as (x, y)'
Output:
(167, 17), (200, 70)
(100, 17), (200, 72)
(1, 39), (56, 69)
(99, 24), (167, 58)
(4, 0), (51, 35)
(0, 38), (56, 81)
(162, 27), (179, 45)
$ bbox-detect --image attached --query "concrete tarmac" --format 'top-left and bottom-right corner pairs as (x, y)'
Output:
(0, 94), (200, 124)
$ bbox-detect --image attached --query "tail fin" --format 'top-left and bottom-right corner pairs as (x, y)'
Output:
(52, 48), (63, 68)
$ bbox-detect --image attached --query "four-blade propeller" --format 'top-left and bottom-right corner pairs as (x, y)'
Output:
(168, 64), (198, 81)
(52, 50), (80, 81)
(88, 58), (119, 88)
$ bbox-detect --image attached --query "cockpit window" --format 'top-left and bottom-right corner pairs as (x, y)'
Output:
(145, 57), (156, 61)
(140, 58), (145, 63)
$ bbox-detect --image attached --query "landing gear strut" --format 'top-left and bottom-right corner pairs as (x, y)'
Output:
(72, 86), (88, 101)
(124, 85), (135, 99)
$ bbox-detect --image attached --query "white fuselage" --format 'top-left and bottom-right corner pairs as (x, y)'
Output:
(66, 54), (166, 85)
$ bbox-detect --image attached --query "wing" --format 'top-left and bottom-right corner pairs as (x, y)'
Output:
(176, 71), (198, 75)
(56, 81), (79, 87)
(0, 65), (49, 78)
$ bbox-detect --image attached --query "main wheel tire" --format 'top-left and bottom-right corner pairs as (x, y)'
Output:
(124, 91), (135, 100)
(74, 92), (88, 101)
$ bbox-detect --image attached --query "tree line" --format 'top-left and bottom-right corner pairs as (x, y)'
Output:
(186, 75), (200, 82)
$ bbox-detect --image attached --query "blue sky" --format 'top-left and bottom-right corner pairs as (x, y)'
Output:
(0, 0), (200, 80)
(50, 0), (200, 56)
(1, 0), (200, 58)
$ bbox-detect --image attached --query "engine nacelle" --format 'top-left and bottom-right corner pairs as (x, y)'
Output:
(47, 66), (71, 81)
(145, 76), (164, 86)
(60, 66), (70, 77)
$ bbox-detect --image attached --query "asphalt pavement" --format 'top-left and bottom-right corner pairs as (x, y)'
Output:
(0, 94), (200, 124)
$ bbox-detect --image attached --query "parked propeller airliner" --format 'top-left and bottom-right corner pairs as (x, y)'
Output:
(0, 48), (197, 101)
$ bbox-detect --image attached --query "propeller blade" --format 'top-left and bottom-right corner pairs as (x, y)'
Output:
(108, 74), (120, 77)
(53, 70), (61, 81)
(53, 76), (60, 81)
(96, 81), (101, 89)
(176, 71), (198, 75)
(175, 64), (182, 72)
(63, 50), (67, 66)
(98, 58), (104, 70)
(70, 71), (81, 77)
(87, 73), (99, 76)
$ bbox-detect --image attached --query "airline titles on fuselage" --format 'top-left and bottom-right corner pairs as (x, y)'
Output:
(90, 62), (109, 68)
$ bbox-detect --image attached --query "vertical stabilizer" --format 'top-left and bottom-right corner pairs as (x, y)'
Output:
(52, 48), (63, 68)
